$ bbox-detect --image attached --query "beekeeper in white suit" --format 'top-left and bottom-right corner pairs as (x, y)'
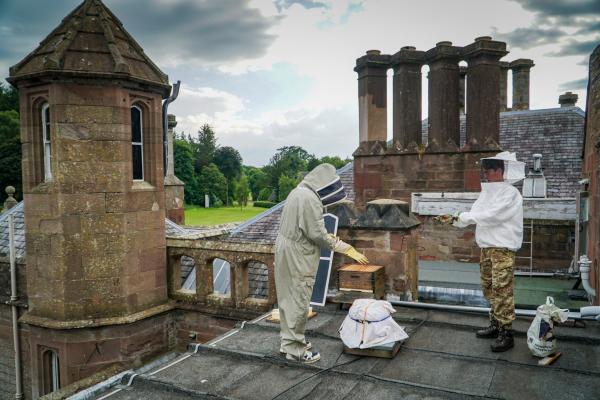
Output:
(275, 163), (368, 363)
(443, 151), (524, 352)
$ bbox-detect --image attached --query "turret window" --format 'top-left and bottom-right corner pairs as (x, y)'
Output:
(41, 103), (52, 181)
(131, 105), (144, 180)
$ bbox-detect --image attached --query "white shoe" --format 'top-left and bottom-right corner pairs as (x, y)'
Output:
(280, 342), (312, 354)
(286, 350), (321, 364)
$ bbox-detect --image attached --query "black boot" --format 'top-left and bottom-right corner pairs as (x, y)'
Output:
(476, 320), (499, 338)
(491, 328), (514, 352)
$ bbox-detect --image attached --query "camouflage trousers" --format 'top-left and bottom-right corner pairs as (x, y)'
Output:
(480, 248), (516, 329)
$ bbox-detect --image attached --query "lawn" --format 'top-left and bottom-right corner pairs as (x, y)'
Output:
(184, 205), (269, 226)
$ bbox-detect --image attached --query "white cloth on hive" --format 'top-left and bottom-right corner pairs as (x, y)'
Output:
(338, 299), (408, 349)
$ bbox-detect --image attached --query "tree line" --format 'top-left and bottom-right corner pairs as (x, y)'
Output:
(0, 83), (350, 207)
(0, 84), (21, 204)
(173, 126), (350, 207)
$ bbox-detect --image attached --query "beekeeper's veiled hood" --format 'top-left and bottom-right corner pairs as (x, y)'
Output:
(481, 151), (525, 185)
(301, 163), (347, 206)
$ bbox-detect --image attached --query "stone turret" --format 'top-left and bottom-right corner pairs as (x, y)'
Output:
(8, 0), (173, 392)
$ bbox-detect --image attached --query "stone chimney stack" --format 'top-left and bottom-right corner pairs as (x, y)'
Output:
(164, 114), (185, 224)
(391, 46), (425, 148)
(459, 66), (467, 114)
(559, 91), (578, 107)
(355, 50), (391, 143)
(425, 41), (462, 150)
(510, 59), (534, 110)
(499, 61), (509, 112)
(463, 36), (508, 149)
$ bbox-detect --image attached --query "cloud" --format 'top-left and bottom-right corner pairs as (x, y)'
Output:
(493, 26), (565, 49)
(500, 0), (600, 60)
(171, 84), (357, 166)
(546, 39), (599, 57)
(274, 0), (327, 12)
(509, 0), (600, 18)
(559, 78), (588, 91)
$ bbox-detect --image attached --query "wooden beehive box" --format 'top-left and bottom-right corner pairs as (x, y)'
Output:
(338, 264), (385, 300)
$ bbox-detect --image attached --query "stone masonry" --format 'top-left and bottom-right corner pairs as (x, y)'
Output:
(583, 44), (600, 304)
(6, 0), (175, 394)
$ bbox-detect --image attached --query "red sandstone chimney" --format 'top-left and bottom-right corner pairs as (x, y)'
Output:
(425, 41), (462, 150)
(355, 50), (391, 143)
(499, 61), (509, 112)
(391, 46), (426, 148)
(510, 59), (534, 110)
(463, 36), (508, 149)
(559, 91), (578, 107)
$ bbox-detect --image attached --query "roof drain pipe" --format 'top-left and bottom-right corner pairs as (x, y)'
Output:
(162, 80), (181, 177)
(578, 255), (597, 299)
(9, 214), (23, 399)
(384, 299), (584, 320)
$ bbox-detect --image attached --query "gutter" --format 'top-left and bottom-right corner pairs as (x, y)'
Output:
(162, 80), (180, 177)
(9, 215), (23, 399)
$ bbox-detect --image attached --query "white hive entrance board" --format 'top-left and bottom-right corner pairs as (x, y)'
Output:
(310, 213), (338, 306)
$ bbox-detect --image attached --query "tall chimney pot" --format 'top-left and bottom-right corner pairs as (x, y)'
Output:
(558, 91), (578, 107)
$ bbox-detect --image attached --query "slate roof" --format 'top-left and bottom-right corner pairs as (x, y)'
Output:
(432, 106), (585, 199)
(0, 203), (26, 260)
(86, 304), (600, 400)
(8, 0), (169, 92)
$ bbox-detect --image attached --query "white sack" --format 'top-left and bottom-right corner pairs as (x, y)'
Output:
(527, 296), (569, 357)
(339, 299), (408, 349)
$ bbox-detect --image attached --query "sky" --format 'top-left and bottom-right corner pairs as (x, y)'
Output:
(0, 0), (597, 166)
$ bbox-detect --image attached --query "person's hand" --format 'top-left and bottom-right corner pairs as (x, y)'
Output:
(333, 238), (369, 264)
(345, 247), (369, 264)
(433, 214), (455, 225)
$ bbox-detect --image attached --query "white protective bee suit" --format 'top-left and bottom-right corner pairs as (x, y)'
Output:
(453, 151), (525, 251)
(275, 163), (365, 360)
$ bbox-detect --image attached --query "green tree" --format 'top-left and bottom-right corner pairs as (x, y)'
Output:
(264, 146), (313, 199)
(197, 163), (227, 207)
(0, 136), (22, 204)
(214, 146), (242, 182)
(0, 108), (21, 204)
(278, 174), (299, 202)
(235, 174), (250, 208)
(173, 135), (200, 204)
(0, 110), (20, 143)
(307, 155), (351, 171)
(245, 166), (270, 200)
(258, 187), (272, 201)
(0, 84), (18, 112)
(193, 124), (217, 173)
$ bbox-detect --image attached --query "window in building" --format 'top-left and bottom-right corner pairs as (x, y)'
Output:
(41, 103), (52, 181)
(131, 105), (144, 181)
(41, 349), (60, 395)
(179, 255), (197, 294)
(212, 258), (231, 296)
(247, 261), (268, 300)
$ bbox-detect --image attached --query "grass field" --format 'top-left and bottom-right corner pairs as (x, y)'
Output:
(184, 205), (268, 226)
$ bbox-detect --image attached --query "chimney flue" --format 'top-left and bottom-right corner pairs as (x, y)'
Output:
(558, 91), (578, 107)
(355, 51), (390, 143)
(510, 59), (534, 110)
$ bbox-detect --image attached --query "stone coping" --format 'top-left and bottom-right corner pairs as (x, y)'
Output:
(19, 301), (176, 329)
